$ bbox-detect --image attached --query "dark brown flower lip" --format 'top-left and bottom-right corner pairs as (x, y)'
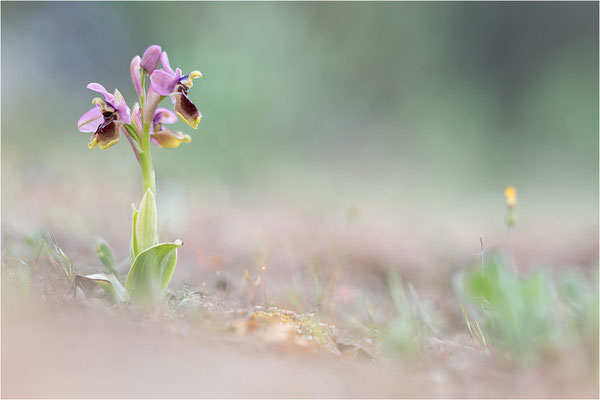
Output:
(89, 118), (122, 150)
(176, 83), (190, 94)
(174, 92), (199, 122)
(99, 112), (118, 128)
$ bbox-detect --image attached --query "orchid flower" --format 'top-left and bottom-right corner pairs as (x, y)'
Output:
(151, 108), (192, 148)
(132, 104), (191, 149)
(77, 83), (131, 149)
(150, 51), (203, 129)
(76, 45), (204, 307)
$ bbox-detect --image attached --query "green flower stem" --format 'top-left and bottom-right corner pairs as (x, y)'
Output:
(139, 120), (156, 195)
(140, 73), (146, 109)
(123, 125), (141, 152)
(139, 71), (161, 196)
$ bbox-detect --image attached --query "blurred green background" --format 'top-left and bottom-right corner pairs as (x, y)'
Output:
(2, 1), (598, 228)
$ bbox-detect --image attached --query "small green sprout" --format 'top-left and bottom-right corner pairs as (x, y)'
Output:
(43, 236), (77, 296)
(384, 269), (437, 357)
(504, 186), (518, 272)
(457, 256), (598, 363)
(94, 237), (117, 276)
(461, 304), (488, 353)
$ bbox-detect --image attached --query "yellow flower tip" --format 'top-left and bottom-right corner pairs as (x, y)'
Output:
(191, 116), (201, 129)
(244, 269), (250, 281)
(91, 97), (105, 106)
(88, 136), (98, 149)
(176, 111), (201, 129)
(97, 137), (120, 150)
(504, 186), (517, 206)
(183, 71), (202, 88)
(91, 97), (113, 113)
(153, 131), (192, 148)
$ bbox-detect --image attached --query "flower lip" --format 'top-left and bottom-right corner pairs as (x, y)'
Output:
(88, 114), (122, 150)
(172, 87), (202, 129)
(146, 108), (190, 148)
(151, 128), (192, 148)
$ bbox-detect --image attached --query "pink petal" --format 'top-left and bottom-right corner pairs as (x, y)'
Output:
(132, 103), (142, 132)
(140, 45), (162, 74)
(87, 83), (114, 104)
(150, 69), (178, 96)
(112, 89), (131, 124)
(154, 108), (178, 125)
(130, 56), (142, 98)
(118, 104), (131, 124)
(77, 105), (103, 133)
(160, 51), (174, 75)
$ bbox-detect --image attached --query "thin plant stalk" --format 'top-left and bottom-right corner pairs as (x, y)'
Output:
(260, 266), (268, 308)
(508, 227), (518, 275)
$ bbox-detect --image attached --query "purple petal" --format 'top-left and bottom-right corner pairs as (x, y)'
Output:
(160, 51), (174, 75)
(112, 89), (131, 124)
(130, 56), (142, 98)
(143, 89), (162, 124)
(77, 105), (103, 133)
(132, 103), (142, 132)
(153, 108), (178, 125)
(140, 45), (162, 74)
(117, 105), (131, 124)
(87, 83), (114, 104)
(150, 69), (179, 96)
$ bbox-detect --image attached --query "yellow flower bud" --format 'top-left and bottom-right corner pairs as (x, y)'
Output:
(504, 186), (517, 207)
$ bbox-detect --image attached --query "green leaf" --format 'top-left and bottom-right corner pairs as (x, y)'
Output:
(77, 273), (127, 303)
(94, 237), (117, 276)
(135, 189), (158, 254)
(125, 240), (182, 306)
(130, 203), (139, 262)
